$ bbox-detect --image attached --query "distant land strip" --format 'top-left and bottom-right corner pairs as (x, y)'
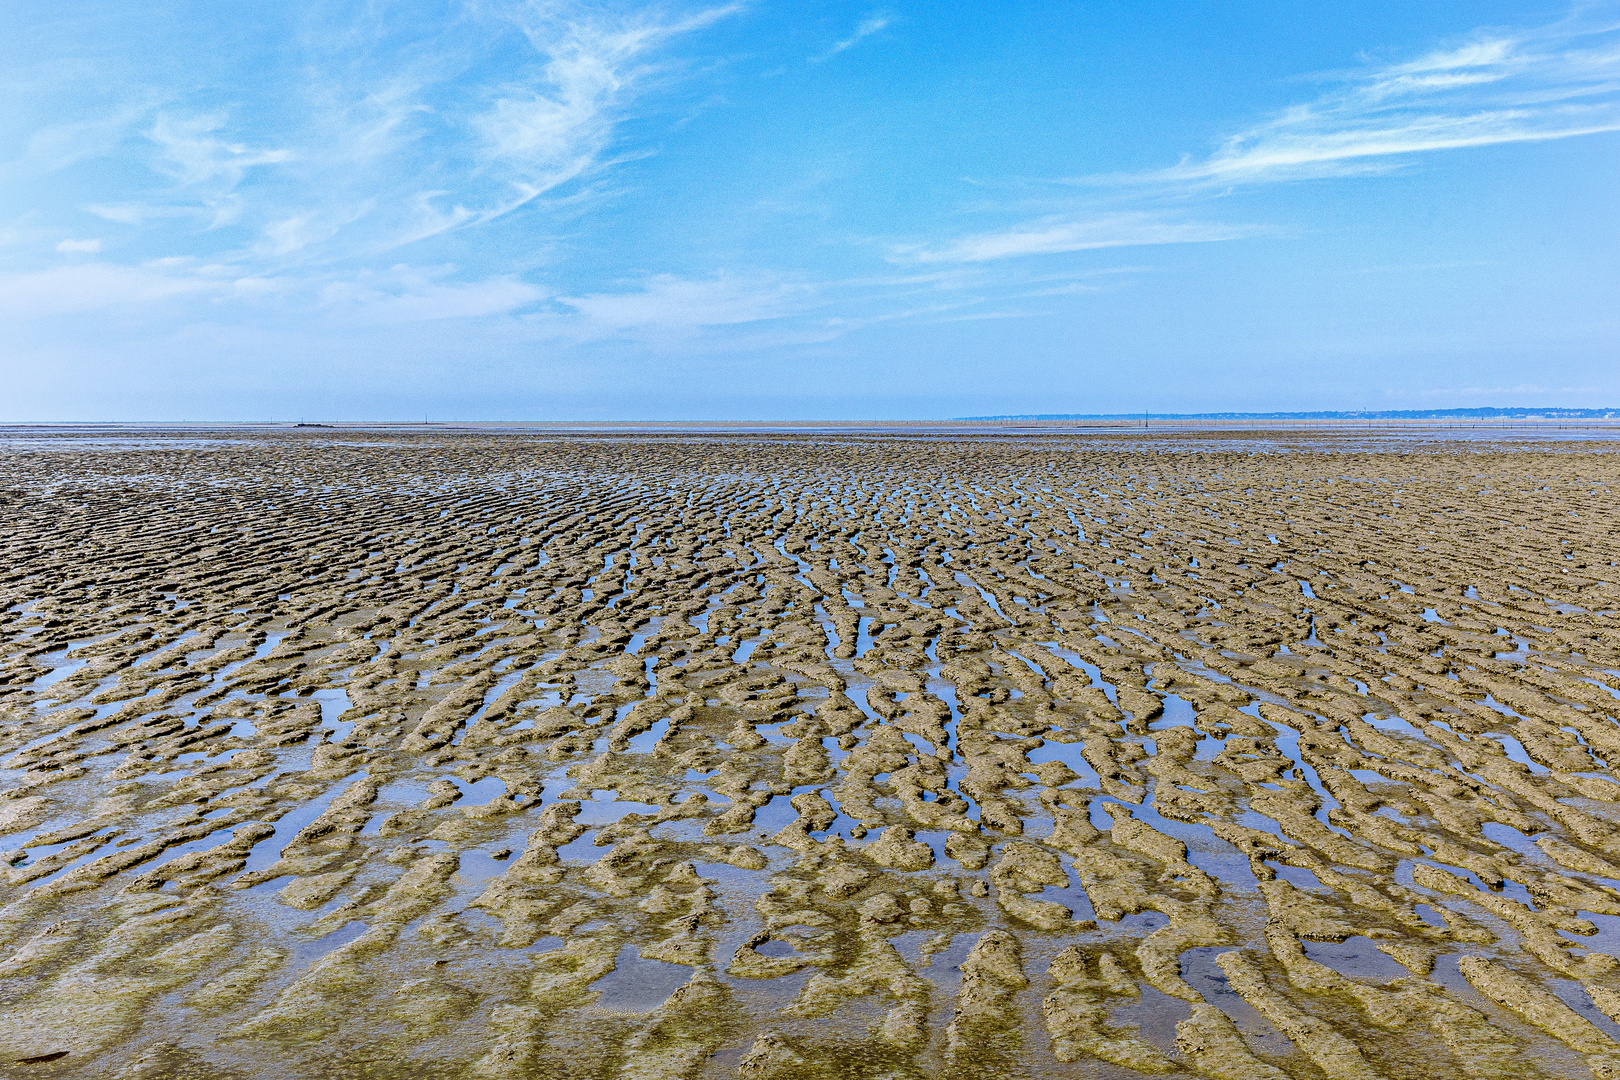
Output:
(958, 407), (1620, 421)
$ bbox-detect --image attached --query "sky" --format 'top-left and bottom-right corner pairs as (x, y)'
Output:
(2, 1), (1618, 420)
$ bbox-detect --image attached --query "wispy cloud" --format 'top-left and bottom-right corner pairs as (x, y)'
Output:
(537, 263), (1127, 343)
(470, 3), (742, 222)
(321, 267), (549, 323)
(6, 0), (1616, 410)
(3, 99), (158, 180)
(906, 15), (1620, 270)
(84, 203), (200, 226)
(0, 262), (246, 316)
(1135, 22), (1620, 185)
(559, 272), (815, 329)
(817, 12), (891, 60)
(147, 113), (295, 189)
(7, 1), (743, 272)
(932, 308), (1040, 322)
(899, 213), (1256, 263)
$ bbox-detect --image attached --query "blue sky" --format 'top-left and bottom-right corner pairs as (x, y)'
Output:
(3, 1), (1618, 420)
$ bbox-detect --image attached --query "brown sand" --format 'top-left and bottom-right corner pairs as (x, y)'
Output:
(2, 425), (1620, 1078)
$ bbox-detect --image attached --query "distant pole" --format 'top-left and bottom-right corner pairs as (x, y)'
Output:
(1144, 410), (1148, 430)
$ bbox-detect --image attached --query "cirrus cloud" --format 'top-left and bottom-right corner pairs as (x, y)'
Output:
(1133, 22), (1620, 186)
(898, 213), (1259, 264)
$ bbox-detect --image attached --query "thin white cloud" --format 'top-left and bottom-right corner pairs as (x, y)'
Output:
(900, 213), (1256, 264)
(84, 203), (198, 225)
(147, 113), (294, 189)
(1137, 22), (1620, 186)
(819, 13), (891, 59)
(4, 99), (158, 180)
(12, 0), (1614, 386)
(387, 193), (478, 250)
(0, 262), (233, 316)
(933, 309), (1040, 322)
(256, 200), (377, 257)
(16, 1), (742, 275)
(472, 3), (743, 221)
(559, 273), (815, 329)
(907, 16), (1620, 269)
(541, 263), (1126, 343)
(321, 269), (549, 323)
(0, 258), (547, 324)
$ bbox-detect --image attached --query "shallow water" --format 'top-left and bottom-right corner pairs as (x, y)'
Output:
(2, 426), (1620, 1077)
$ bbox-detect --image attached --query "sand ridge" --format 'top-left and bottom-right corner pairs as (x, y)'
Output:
(1, 427), (1620, 1078)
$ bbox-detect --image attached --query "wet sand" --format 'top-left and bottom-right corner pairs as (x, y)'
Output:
(4, 425), (1620, 1078)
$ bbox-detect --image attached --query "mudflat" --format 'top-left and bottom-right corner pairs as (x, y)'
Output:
(5, 425), (1620, 1079)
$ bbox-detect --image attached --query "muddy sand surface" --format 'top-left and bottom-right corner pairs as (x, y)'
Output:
(4, 426), (1620, 1079)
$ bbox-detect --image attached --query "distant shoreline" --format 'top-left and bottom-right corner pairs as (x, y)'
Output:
(960, 407), (1620, 421)
(5, 416), (1620, 435)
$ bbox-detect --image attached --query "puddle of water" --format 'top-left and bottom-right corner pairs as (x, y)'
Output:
(917, 931), (980, 1000)
(1034, 858), (1097, 920)
(1481, 729), (1550, 774)
(133, 824), (247, 882)
(955, 571), (1011, 622)
(1178, 946), (1296, 1058)
(1246, 706), (1350, 838)
(1547, 978), (1620, 1043)
(243, 770), (368, 873)
(1117, 910), (1169, 932)
(555, 829), (606, 861)
(1100, 795), (1257, 891)
(813, 603), (842, 659)
(1006, 649), (1048, 682)
(891, 730), (934, 759)
(450, 775), (509, 806)
(854, 617), (875, 658)
(1558, 911), (1620, 956)
(589, 943), (692, 1013)
(1301, 936), (1410, 982)
(1362, 713), (1423, 736)
(1148, 692), (1197, 731)
(1414, 904), (1448, 928)
(360, 780), (430, 834)
(456, 846), (521, 885)
(31, 656), (89, 690)
(1106, 984), (1192, 1057)
(625, 717), (670, 753)
(1040, 641), (1118, 704)
(755, 939), (798, 958)
(1265, 861), (1326, 890)
(17, 828), (122, 888)
(1582, 677), (1620, 703)
(307, 687), (354, 742)
(625, 616), (664, 656)
(1407, 857), (1536, 907)
(573, 794), (662, 827)
(806, 792), (863, 844)
(1236, 810), (1288, 844)
(288, 919), (371, 967)
(753, 793), (802, 835)
(1480, 820), (1543, 855)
